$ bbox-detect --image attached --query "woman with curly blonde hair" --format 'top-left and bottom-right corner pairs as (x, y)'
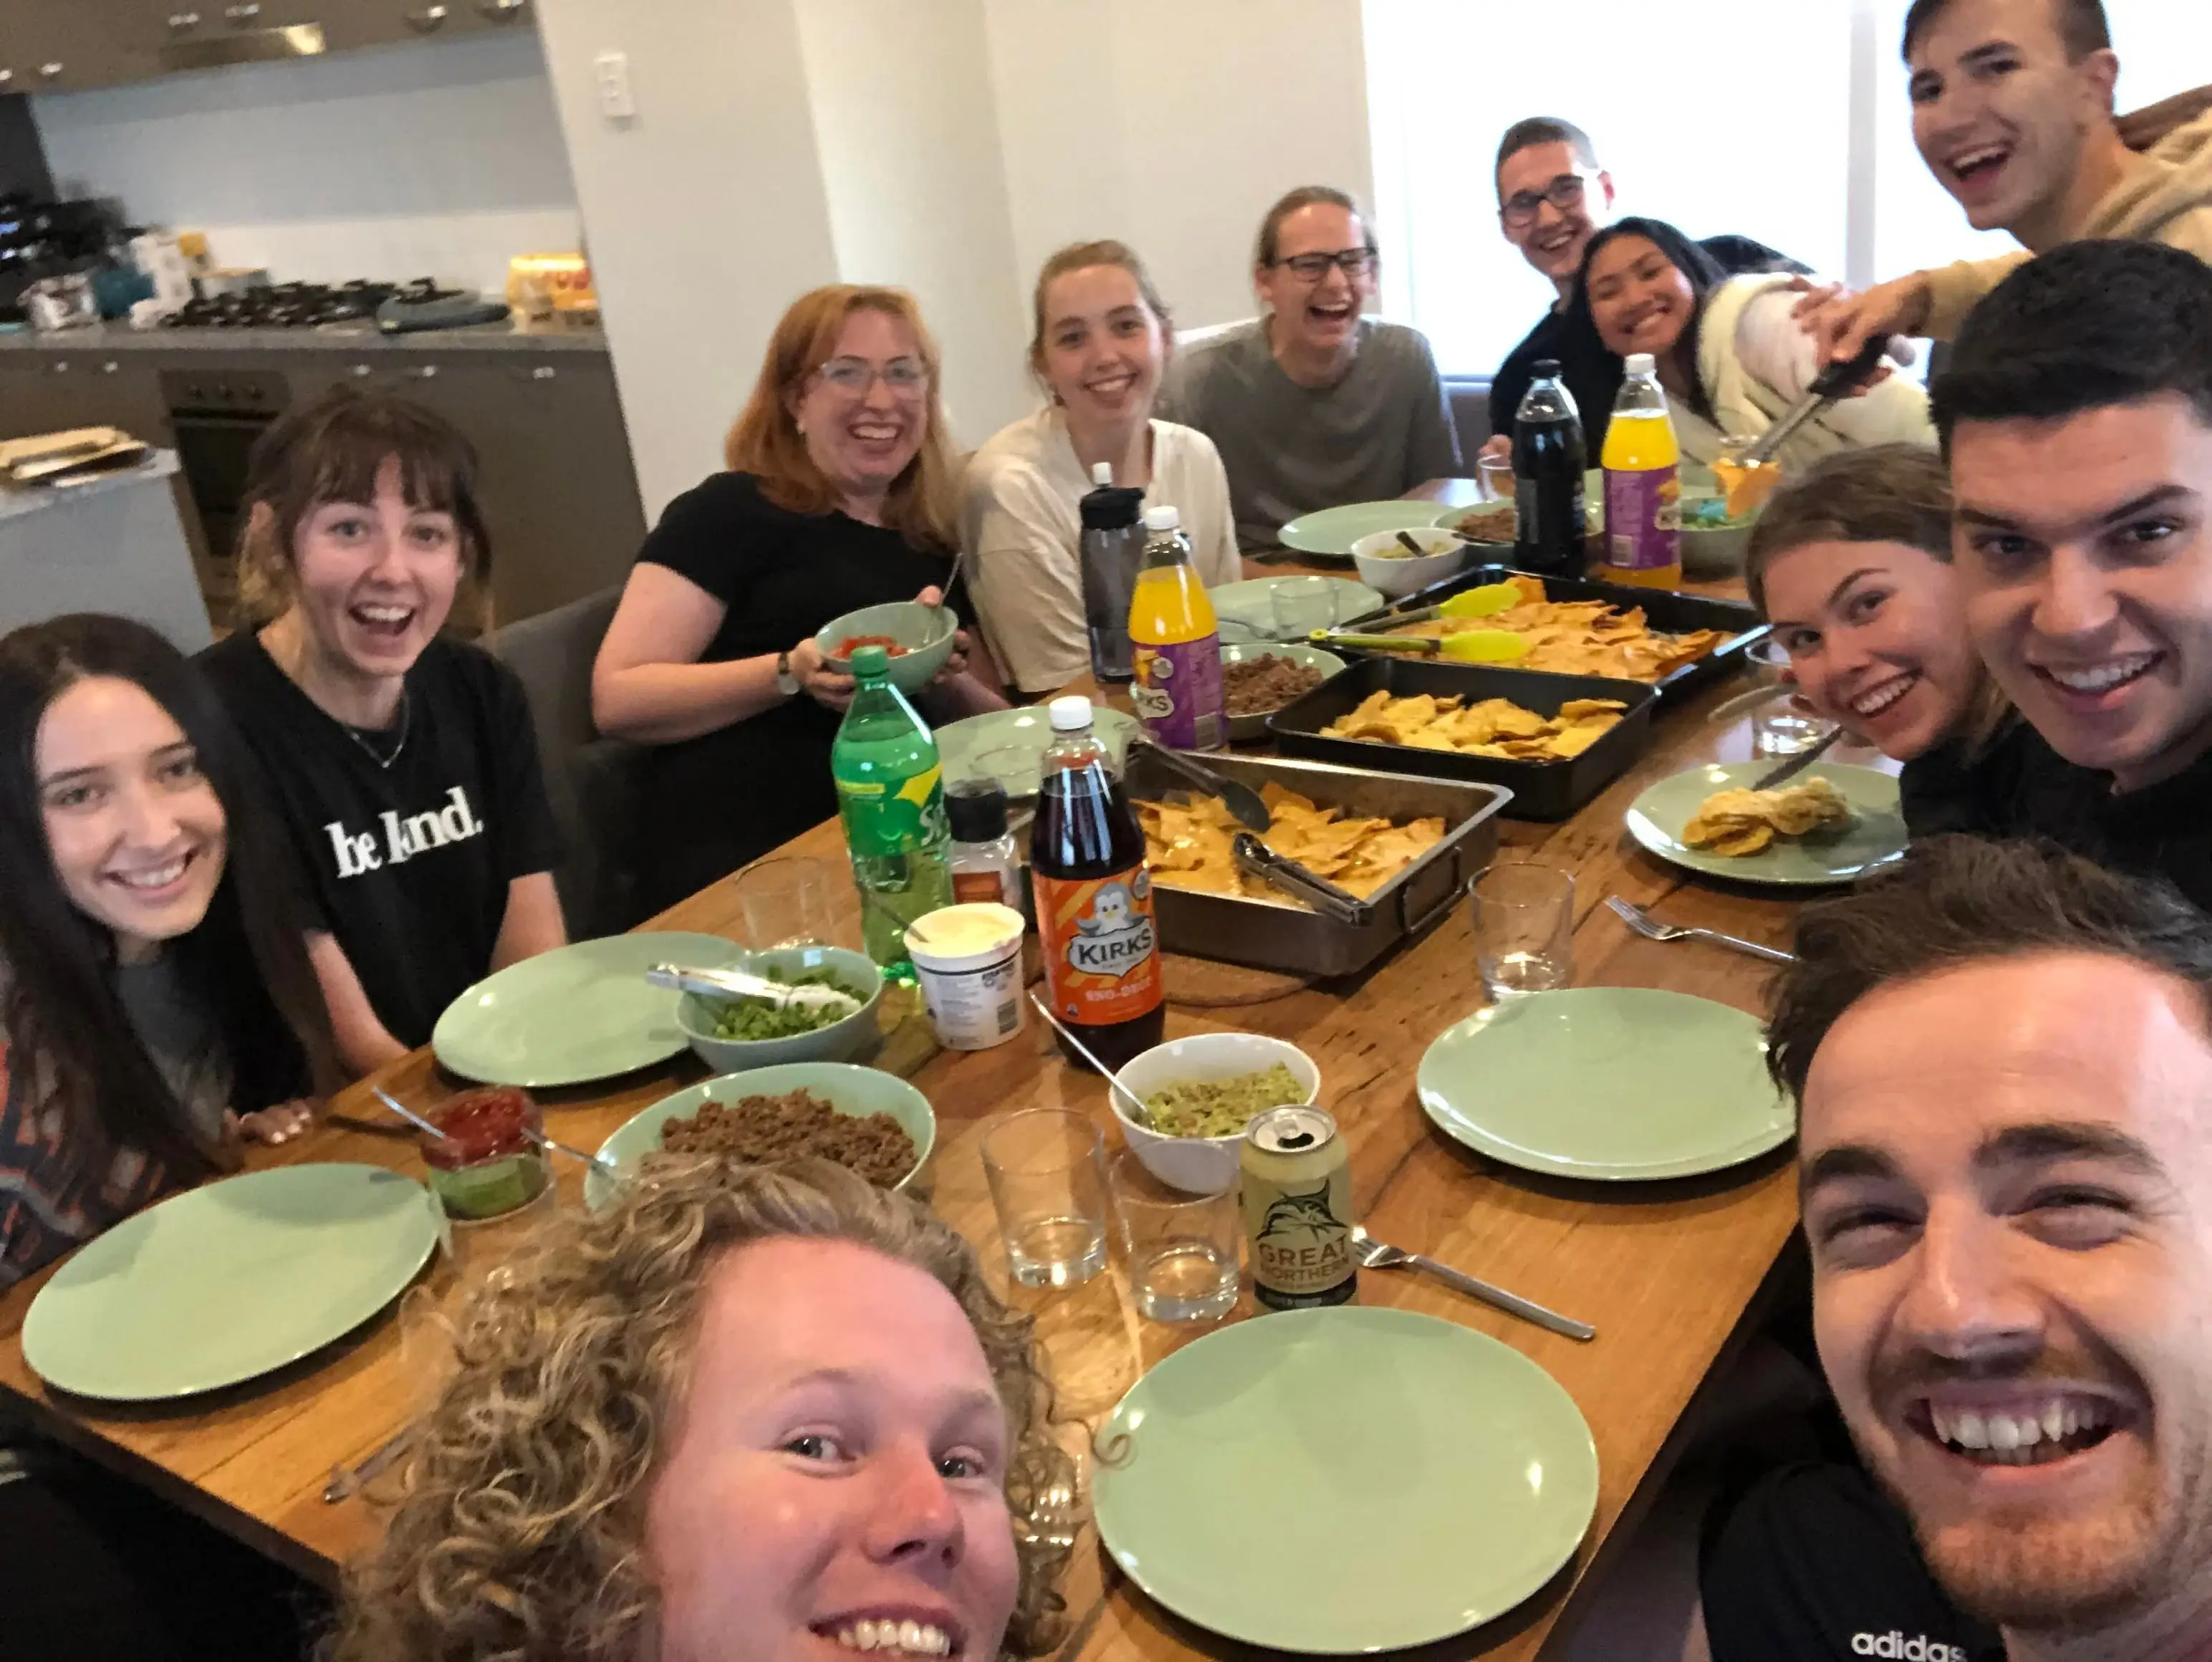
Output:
(594, 286), (1006, 912)
(327, 1156), (1072, 1662)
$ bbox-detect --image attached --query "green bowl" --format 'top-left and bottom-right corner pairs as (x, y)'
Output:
(1218, 640), (1346, 741)
(675, 944), (885, 1071)
(815, 600), (958, 693)
(585, 1061), (937, 1209)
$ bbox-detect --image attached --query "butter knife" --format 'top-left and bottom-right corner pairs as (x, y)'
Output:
(1751, 724), (1844, 790)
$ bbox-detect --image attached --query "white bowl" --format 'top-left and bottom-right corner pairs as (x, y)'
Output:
(1350, 527), (1468, 600)
(1110, 1032), (1322, 1193)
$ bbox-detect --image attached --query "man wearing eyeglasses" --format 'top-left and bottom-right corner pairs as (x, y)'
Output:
(1484, 117), (1799, 460)
(1158, 185), (1460, 551)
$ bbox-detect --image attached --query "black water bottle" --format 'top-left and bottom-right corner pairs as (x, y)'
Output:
(1511, 360), (1588, 577)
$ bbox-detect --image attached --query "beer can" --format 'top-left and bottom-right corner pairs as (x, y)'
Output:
(1241, 1105), (1357, 1311)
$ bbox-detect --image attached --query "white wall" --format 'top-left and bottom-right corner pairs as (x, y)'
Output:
(984, 0), (1375, 336)
(532, 0), (843, 522)
(794, 0), (1032, 448)
(534, 0), (1377, 523)
(31, 31), (580, 295)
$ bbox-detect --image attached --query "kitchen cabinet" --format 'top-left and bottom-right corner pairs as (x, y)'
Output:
(284, 347), (643, 624)
(322, 0), (532, 53)
(0, 0), (533, 92)
(1, 0), (160, 94)
(0, 352), (173, 445)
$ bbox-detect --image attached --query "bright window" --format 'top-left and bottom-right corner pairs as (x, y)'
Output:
(1366, 0), (2208, 378)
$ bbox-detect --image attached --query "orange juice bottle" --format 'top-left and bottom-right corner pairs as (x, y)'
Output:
(1127, 504), (1226, 750)
(1600, 352), (1683, 590)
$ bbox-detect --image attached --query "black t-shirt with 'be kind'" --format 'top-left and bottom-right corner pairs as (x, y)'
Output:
(198, 630), (562, 1049)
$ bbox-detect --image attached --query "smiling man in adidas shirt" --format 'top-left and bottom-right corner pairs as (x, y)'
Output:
(1928, 239), (2212, 912)
(1696, 838), (2212, 1662)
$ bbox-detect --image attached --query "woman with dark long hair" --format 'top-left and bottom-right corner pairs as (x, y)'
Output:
(1560, 216), (1932, 463)
(0, 613), (339, 1284)
(0, 613), (342, 1662)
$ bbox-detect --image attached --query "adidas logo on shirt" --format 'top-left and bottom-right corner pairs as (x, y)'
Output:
(1852, 1634), (1968, 1660)
(323, 787), (483, 878)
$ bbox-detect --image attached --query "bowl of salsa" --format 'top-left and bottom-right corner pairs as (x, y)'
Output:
(813, 599), (958, 693)
(420, 1087), (551, 1221)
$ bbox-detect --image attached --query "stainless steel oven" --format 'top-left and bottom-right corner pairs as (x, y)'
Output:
(159, 365), (290, 617)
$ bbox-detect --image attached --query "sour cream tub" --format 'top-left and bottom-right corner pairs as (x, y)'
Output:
(906, 903), (1027, 1051)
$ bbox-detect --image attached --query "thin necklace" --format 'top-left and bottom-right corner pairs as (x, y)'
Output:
(340, 685), (410, 769)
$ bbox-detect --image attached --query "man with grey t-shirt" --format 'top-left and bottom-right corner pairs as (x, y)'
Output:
(1159, 186), (1461, 551)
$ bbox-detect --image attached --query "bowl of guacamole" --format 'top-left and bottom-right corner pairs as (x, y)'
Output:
(676, 945), (885, 1071)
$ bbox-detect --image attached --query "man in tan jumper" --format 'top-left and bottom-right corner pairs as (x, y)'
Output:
(1804, 0), (2212, 367)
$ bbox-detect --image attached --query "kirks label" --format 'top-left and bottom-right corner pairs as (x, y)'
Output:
(1033, 865), (1162, 1024)
(1130, 638), (1223, 750)
(1604, 466), (1682, 570)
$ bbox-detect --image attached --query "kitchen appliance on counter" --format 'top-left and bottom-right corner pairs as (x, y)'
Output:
(162, 277), (466, 331)
(0, 196), (125, 318)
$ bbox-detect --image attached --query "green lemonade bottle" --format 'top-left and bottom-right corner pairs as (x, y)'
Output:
(830, 644), (954, 978)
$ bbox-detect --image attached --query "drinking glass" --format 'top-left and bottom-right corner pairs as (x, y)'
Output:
(1269, 576), (1340, 640)
(1470, 862), (1575, 1001)
(981, 1108), (1110, 1289)
(1477, 455), (1516, 504)
(733, 855), (833, 948)
(1744, 640), (1837, 758)
(1107, 1151), (1240, 1322)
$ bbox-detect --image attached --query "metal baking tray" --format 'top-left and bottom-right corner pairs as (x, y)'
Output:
(1265, 656), (1660, 821)
(1131, 752), (1508, 979)
(1340, 562), (1766, 705)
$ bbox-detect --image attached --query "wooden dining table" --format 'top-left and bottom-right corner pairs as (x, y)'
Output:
(0, 479), (1847, 1660)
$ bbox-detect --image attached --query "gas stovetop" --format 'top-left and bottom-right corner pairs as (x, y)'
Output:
(161, 278), (463, 330)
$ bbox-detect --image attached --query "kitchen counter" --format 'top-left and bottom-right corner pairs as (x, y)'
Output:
(0, 450), (212, 649)
(0, 321), (608, 355)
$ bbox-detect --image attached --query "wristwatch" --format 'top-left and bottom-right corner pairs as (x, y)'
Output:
(774, 650), (801, 698)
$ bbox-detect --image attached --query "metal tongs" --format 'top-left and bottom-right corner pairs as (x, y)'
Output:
(644, 964), (862, 1018)
(1231, 832), (1372, 926)
(1122, 739), (1370, 924)
(1741, 334), (1918, 468)
(1124, 735), (1271, 830)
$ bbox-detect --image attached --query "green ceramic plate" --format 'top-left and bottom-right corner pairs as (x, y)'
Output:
(1625, 760), (1907, 887)
(1094, 1306), (1597, 1651)
(432, 931), (746, 1088)
(1206, 577), (1386, 640)
(935, 705), (1138, 797)
(1418, 988), (1795, 1181)
(585, 1061), (938, 1210)
(22, 1163), (438, 1401)
(1279, 501), (1456, 558)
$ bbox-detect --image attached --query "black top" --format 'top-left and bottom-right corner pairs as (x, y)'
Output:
(1489, 233), (1802, 455)
(198, 630), (562, 1048)
(629, 471), (961, 913)
(1702, 1464), (2003, 1661)
(2015, 739), (2212, 914)
(1896, 719), (2052, 840)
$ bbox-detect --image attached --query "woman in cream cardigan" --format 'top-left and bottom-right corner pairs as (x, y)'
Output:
(1559, 217), (1933, 468)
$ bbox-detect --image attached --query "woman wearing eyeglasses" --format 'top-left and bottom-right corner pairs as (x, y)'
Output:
(593, 286), (1006, 913)
(1158, 186), (1461, 549)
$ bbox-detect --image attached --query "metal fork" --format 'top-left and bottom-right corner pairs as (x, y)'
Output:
(1607, 896), (1797, 966)
(323, 1427), (413, 1503)
(1350, 1229), (1595, 1341)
